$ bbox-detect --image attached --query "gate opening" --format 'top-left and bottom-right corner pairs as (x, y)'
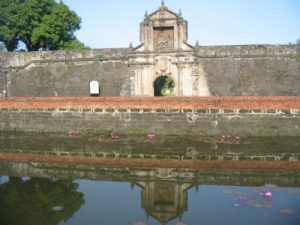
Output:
(153, 76), (175, 96)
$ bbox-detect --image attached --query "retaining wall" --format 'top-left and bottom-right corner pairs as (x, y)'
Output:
(0, 97), (300, 136)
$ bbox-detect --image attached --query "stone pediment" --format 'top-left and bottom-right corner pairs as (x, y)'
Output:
(136, 2), (191, 52)
(148, 7), (179, 20)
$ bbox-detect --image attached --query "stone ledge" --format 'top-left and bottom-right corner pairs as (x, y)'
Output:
(1, 107), (300, 115)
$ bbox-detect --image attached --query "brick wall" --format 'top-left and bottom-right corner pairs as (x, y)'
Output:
(0, 96), (300, 109)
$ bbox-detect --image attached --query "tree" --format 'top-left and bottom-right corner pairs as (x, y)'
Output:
(61, 39), (88, 50)
(161, 77), (175, 96)
(0, 0), (19, 51)
(0, 0), (86, 51)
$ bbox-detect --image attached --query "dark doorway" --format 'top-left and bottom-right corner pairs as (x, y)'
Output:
(153, 76), (175, 96)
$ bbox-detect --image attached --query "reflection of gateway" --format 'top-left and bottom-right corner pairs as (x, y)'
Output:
(136, 180), (192, 224)
(134, 168), (193, 224)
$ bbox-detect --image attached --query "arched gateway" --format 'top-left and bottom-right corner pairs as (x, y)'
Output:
(153, 76), (175, 96)
(129, 2), (211, 97)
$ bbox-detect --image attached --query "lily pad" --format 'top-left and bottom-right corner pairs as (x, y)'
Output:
(222, 189), (234, 195)
(132, 221), (147, 225)
(288, 189), (300, 195)
(52, 206), (64, 212)
(280, 208), (294, 214)
(249, 203), (263, 208)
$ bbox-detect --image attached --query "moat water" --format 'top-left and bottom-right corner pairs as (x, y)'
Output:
(0, 174), (300, 225)
(0, 132), (300, 225)
(1, 131), (300, 161)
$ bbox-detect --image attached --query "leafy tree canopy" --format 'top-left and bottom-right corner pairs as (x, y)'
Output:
(161, 77), (175, 96)
(0, 0), (87, 51)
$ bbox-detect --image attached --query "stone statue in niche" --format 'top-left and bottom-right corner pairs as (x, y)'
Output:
(154, 28), (174, 51)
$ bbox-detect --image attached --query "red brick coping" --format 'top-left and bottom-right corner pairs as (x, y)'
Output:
(0, 96), (300, 110)
(1, 153), (300, 171)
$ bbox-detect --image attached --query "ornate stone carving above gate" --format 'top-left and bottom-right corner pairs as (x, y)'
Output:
(154, 27), (174, 51)
(136, 2), (192, 52)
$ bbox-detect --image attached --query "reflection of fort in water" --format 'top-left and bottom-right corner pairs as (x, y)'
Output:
(1, 162), (300, 225)
(136, 168), (193, 224)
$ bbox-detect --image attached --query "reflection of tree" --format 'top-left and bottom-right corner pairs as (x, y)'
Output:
(0, 177), (84, 225)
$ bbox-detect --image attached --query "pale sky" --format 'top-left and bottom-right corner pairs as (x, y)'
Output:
(61, 0), (300, 48)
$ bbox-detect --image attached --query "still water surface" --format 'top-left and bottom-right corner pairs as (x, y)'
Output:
(1, 131), (300, 161)
(1, 132), (300, 225)
(0, 175), (300, 225)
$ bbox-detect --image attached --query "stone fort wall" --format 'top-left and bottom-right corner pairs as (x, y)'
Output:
(0, 49), (132, 97)
(196, 45), (300, 96)
(0, 45), (299, 97)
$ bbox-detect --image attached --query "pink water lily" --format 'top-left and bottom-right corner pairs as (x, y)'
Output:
(264, 191), (272, 197)
(146, 133), (155, 142)
(110, 132), (120, 141)
(68, 129), (79, 137)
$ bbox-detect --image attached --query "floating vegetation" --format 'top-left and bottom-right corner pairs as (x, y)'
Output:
(279, 208), (294, 214)
(249, 202), (264, 208)
(234, 185), (274, 209)
(264, 184), (278, 189)
(218, 135), (241, 144)
(222, 189), (235, 195)
(52, 206), (63, 212)
(132, 221), (147, 225)
(288, 189), (300, 195)
(146, 133), (156, 143)
(110, 132), (120, 141)
(68, 129), (79, 138)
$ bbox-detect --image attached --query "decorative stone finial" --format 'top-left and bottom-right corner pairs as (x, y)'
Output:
(144, 10), (148, 18)
(195, 39), (199, 47)
(129, 42), (133, 48)
(161, 0), (165, 7)
(178, 8), (182, 17)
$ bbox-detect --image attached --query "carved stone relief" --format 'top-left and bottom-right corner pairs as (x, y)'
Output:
(154, 28), (174, 51)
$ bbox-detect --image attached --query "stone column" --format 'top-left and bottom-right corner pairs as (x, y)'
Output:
(142, 65), (150, 96)
(129, 66), (136, 96)
(182, 64), (192, 96)
(177, 64), (184, 96)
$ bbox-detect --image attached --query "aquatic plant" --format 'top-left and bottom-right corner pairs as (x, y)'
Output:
(146, 133), (155, 142)
(228, 185), (277, 209)
(132, 221), (147, 225)
(279, 208), (294, 214)
(218, 135), (241, 144)
(68, 129), (79, 138)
